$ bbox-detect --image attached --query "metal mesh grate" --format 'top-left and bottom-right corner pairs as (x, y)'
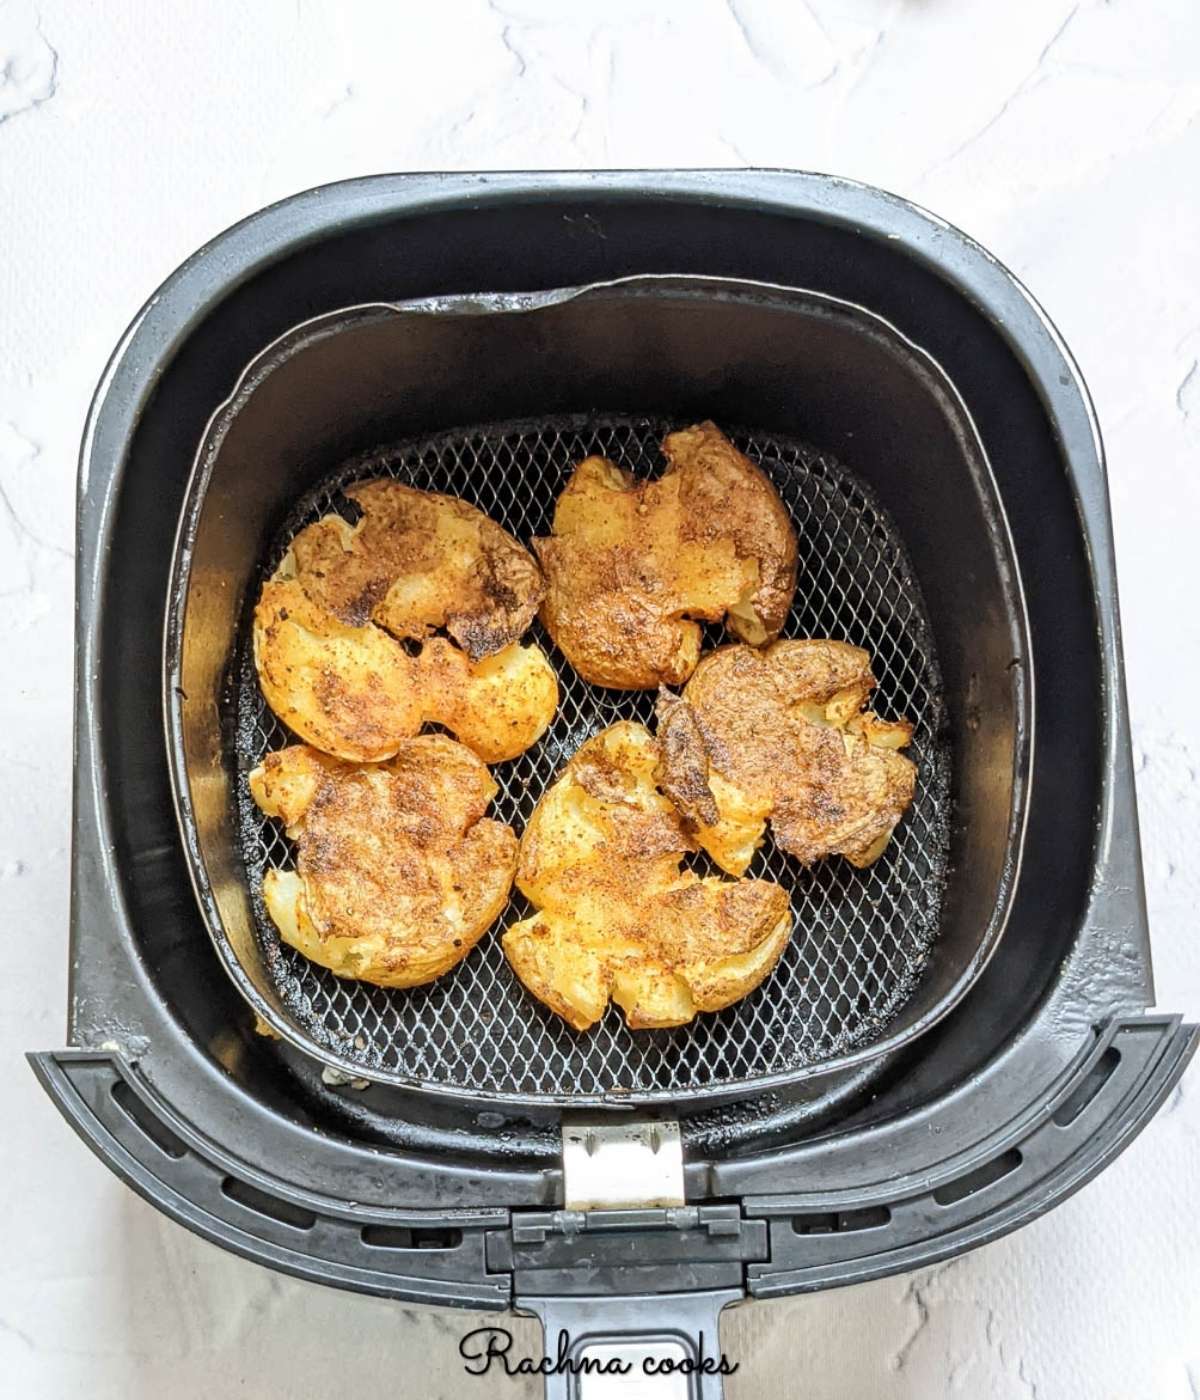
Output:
(233, 415), (950, 1100)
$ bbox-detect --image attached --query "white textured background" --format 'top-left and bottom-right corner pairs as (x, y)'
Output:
(2, 1), (1198, 1396)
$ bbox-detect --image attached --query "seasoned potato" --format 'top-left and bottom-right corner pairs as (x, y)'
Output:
(656, 641), (916, 874)
(253, 576), (557, 764)
(289, 479), (544, 659)
(249, 738), (517, 988)
(416, 636), (559, 764)
(254, 577), (422, 763)
(534, 423), (797, 689)
(501, 722), (792, 1031)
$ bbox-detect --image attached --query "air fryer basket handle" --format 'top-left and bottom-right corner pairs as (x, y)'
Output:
(30, 1016), (1197, 1309)
(517, 1290), (743, 1400)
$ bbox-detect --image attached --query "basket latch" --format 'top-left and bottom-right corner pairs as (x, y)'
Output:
(561, 1115), (685, 1210)
(489, 1204), (768, 1297)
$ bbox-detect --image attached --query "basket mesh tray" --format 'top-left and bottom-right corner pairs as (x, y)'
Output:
(234, 415), (950, 1100)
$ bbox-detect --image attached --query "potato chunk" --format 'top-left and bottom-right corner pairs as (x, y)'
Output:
(656, 641), (916, 874)
(250, 738), (516, 988)
(502, 722), (792, 1031)
(534, 423), (797, 689)
(253, 579), (557, 764)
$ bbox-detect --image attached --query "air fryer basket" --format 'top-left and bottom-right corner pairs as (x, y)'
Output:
(166, 278), (1030, 1107)
(36, 175), (1194, 1354)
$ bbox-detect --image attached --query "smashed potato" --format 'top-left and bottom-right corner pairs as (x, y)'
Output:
(534, 422), (797, 689)
(289, 479), (544, 659)
(253, 480), (555, 764)
(501, 722), (792, 1031)
(253, 576), (557, 764)
(249, 738), (517, 988)
(656, 641), (916, 874)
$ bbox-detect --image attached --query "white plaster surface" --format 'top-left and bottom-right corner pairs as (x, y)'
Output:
(2, 0), (1198, 1395)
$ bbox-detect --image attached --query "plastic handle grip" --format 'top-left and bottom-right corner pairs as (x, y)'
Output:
(517, 1290), (743, 1400)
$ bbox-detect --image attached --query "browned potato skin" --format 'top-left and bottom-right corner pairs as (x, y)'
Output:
(534, 423), (798, 689)
(290, 479), (544, 660)
(253, 577), (558, 764)
(249, 738), (517, 988)
(656, 641), (916, 874)
(501, 722), (792, 1032)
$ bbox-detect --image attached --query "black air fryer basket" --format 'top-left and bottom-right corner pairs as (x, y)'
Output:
(33, 172), (1195, 1388)
(166, 279), (1029, 1109)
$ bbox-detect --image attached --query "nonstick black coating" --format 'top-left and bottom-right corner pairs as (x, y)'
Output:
(166, 277), (1031, 1108)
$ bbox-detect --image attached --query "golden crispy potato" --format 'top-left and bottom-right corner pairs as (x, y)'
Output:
(534, 423), (797, 689)
(501, 722), (792, 1031)
(253, 576), (557, 764)
(289, 479), (544, 660)
(249, 738), (517, 988)
(656, 641), (916, 875)
(415, 635), (559, 764)
(254, 577), (422, 763)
